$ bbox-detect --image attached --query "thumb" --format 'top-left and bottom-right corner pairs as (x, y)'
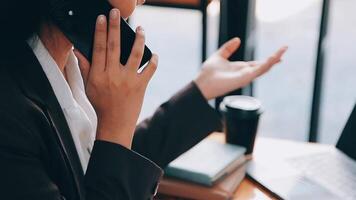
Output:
(73, 49), (90, 87)
(216, 37), (241, 59)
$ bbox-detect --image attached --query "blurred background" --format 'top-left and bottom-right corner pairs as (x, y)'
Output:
(130, 0), (356, 144)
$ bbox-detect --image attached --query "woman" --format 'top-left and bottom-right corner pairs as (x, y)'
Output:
(0, 0), (287, 199)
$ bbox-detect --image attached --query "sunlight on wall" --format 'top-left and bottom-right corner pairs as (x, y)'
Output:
(256, 0), (320, 22)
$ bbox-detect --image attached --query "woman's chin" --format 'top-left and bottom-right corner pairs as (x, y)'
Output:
(108, 0), (136, 19)
(121, 7), (135, 19)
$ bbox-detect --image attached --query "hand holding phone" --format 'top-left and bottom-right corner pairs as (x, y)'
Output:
(49, 0), (157, 147)
(49, 0), (152, 67)
(74, 9), (158, 148)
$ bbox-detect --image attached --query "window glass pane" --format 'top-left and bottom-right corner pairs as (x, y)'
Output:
(255, 0), (321, 141)
(319, 0), (356, 144)
(131, 7), (202, 121)
(132, 4), (220, 122)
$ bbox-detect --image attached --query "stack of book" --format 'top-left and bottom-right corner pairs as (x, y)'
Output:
(159, 139), (247, 200)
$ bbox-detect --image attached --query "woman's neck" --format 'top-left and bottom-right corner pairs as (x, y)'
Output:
(39, 23), (73, 76)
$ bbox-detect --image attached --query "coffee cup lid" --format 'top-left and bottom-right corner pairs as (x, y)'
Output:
(220, 95), (262, 118)
(223, 95), (261, 111)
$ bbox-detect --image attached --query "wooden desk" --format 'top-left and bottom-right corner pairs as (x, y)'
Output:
(158, 178), (274, 200)
(231, 179), (275, 200)
(158, 133), (330, 200)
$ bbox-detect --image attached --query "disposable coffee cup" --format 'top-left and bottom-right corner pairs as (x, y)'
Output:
(220, 95), (263, 155)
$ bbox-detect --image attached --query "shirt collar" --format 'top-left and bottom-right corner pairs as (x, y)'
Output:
(27, 35), (84, 110)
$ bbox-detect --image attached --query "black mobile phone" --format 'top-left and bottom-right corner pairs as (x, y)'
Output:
(49, 0), (152, 67)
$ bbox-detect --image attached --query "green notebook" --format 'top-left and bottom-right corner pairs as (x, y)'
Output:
(165, 139), (246, 186)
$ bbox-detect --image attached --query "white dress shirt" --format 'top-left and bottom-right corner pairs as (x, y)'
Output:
(28, 36), (97, 172)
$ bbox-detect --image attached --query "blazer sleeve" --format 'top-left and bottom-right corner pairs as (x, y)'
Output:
(132, 82), (223, 168)
(0, 113), (163, 200)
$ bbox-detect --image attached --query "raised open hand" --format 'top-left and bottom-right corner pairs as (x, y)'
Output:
(195, 38), (288, 100)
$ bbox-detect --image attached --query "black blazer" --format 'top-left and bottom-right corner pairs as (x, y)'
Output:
(0, 41), (222, 200)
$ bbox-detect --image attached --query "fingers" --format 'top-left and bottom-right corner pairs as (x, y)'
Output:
(74, 49), (90, 86)
(106, 9), (121, 71)
(92, 15), (108, 72)
(253, 46), (288, 77)
(141, 54), (158, 82)
(216, 37), (241, 59)
(125, 26), (145, 71)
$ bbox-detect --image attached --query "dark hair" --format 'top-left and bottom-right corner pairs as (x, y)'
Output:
(1, 0), (51, 42)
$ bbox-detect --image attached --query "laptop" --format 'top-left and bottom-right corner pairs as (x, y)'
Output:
(247, 104), (356, 200)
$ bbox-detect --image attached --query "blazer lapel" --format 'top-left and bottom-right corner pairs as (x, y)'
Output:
(6, 41), (85, 199)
